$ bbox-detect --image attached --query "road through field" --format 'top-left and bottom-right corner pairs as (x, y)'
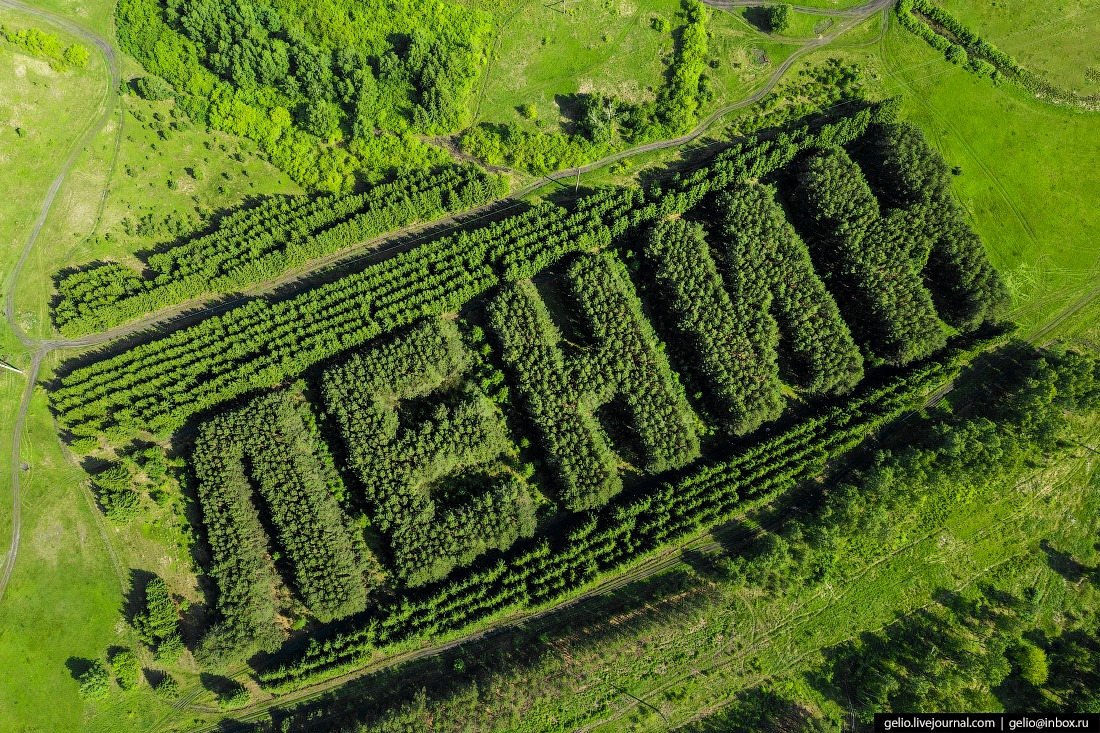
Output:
(0, 0), (120, 604)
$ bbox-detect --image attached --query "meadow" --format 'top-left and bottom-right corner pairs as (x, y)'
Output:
(0, 0), (1097, 731)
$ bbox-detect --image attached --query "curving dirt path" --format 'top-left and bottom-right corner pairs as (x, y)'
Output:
(0, 0), (120, 603)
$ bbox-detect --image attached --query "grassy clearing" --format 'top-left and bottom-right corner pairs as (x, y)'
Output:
(0, 384), (154, 733)
(476, 0), (799, 135)
(0, 10), (105, 340)
(940, 0), (1100, 94)
(11, 71), (301, 341)
(878, 13), (1100, 333)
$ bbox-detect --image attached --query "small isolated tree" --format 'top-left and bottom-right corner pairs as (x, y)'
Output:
(133, 75), (174, 101)
(217, 682), (250, 710)
(153, 674), (180, 700)
(768, 4), (792, 33)
(133, 576), (182, 658)
(519, 102), (538, 120)
(78, 661), (109, 700)
(62, 44), (89, 68)
(110, 649), (141, 691)
(92, 463), (141, 523)
(1013, 642), (1049, 686)
(652, 15), (671, 32)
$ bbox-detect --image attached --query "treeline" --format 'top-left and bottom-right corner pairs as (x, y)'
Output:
(258, 345), (979, 692)
(322, 319), (535, 587)
(0, 23), (89, 70)
(897, 0), (1100, 110)
(116, 0), (491, 189)
(53, 165), (506, 335)
(641, 219), (783, 433)
(52, 106), (894, 440)
(191, 390), (378, 667)
(459, 0), (712, 175)
(488, 252), (699, 511)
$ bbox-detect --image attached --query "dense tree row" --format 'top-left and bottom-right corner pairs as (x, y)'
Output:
(897, 0), (1100, 109)
(322, 319), (535, 587)
(116, 0), (492, 188)
(53, 165), (506, 335)
(192, 390), (377, 665)
(0, 23), (89, 70)
(53, 105), (979, 445)
(641, 219), (783, 433)
(795, 147), (947, 365)
(489, 252), (699, 510)
(716, 183), (864, 394)
(858, 122), (1009, 330)
(258, 344), (980, 692)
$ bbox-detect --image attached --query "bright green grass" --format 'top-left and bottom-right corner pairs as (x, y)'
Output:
(940, 0), (1100, 94)
(475, 0), (800, 134)
(0, 383), (161, 733)
(879, 14), (1100, 333)
(740, 6), (841, 38)
(10, 78), (301, 341)
(0, 11), (106, 340)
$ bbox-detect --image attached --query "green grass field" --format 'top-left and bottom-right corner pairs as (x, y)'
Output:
(0, 0), (1098, 730)
(940, 0), (1100, 94)
(476, 0), (801, 136)
(877, 11), (1100, 333)
(0, 9), (106, 345)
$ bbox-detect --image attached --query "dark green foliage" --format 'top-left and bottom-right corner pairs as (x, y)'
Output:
(641, 219), (784, 432)
(194, 391), (376, 630)
(323, 319), (535, 587)
(768, 4), (792, 33)
(260, 349), (971, 692)
(133, 576), (183, 658)
(153, 673), (181, 699)
(860, 122), (1009, 330)
(796, 146), (947, 365)
(132, 75), (175, 100)
(53, 166), (507, 335)
(216, 681), (250, 710)
(489, 252), (699, 510)
(109, 649), (141, 691)
(191, 432), (283, 667)
(77, 661), (110, 699)
(52, 108), (894, 442)
(91, 463), (142, 522)
(717, 184), (864, 394)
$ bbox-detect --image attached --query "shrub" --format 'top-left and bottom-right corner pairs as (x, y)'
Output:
(109, 649), (141, 691)
(77, 661), (109, 700)
(132, 75), (174, 101)
(217, 682), (250, 710)
(153, 673), (180, 699)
